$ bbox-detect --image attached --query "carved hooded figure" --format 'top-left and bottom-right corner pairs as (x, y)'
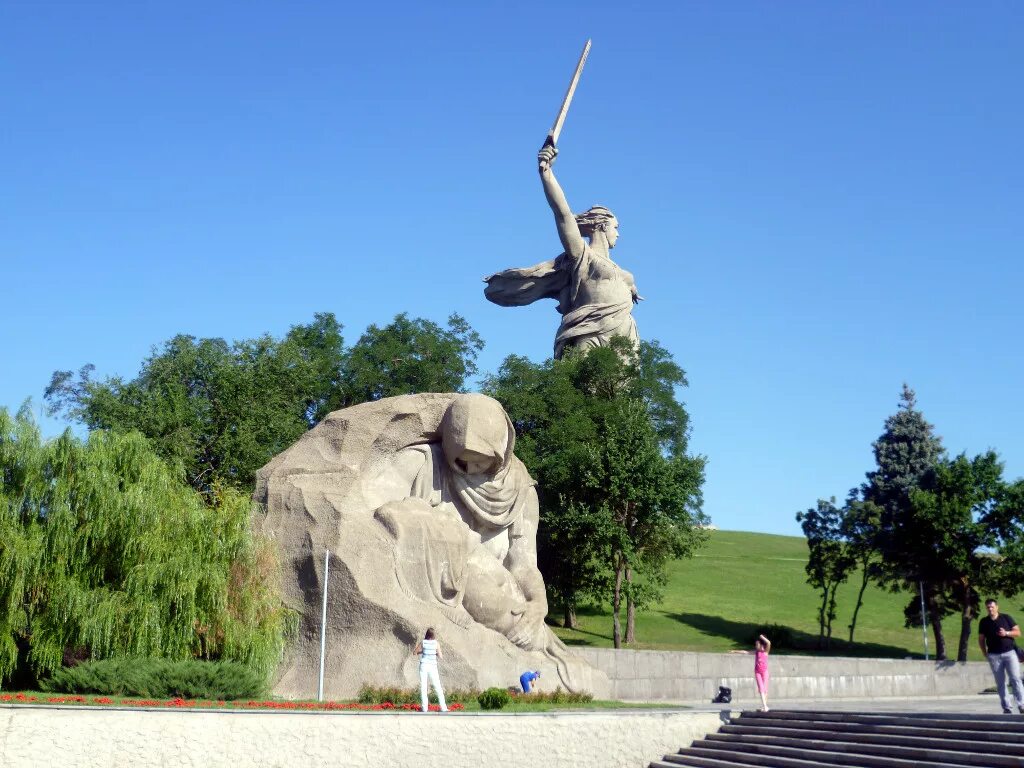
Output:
(255, 393), (607, 699)
(368, 393), (546, 645)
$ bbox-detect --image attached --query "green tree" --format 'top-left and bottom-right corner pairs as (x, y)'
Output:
(482, 352), (615, 629)
(796, 498), (856, 649)
(44, 312), (484, 495)
(483, 339), (707, 644)
(44, 313), (346, 494)
(599, 400), (707, 645)
(841, 497), (882, 643)
(340, 313), (483, 405)
(861, 384), (949, 657)
(905, 451), (1024, 661)
(0, 407), (289, 687)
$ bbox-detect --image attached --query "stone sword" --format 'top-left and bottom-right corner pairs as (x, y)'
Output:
(544, 39), (592, 148)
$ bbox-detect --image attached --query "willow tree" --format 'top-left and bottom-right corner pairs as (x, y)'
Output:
(0, 406), (289, 687)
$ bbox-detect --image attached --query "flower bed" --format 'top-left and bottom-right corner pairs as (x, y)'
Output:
(1, 692), (463, 712)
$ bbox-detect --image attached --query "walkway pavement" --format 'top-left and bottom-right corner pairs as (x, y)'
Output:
(677, 693), (1013, 716)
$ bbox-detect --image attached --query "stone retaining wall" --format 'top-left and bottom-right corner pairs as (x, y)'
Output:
(573, 648), (993, 702)
(0, 705), (725, 768)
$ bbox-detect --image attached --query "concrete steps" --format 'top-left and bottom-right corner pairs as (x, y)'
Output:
(652, 710), (1024, 768)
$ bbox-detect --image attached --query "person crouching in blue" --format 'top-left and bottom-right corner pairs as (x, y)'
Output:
(520, 670), (540, 693)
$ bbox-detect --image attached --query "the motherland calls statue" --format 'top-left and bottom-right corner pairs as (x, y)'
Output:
(484, 144), (642, 359)
(255, 393), (608, 698)
(483, 41), (641, 358)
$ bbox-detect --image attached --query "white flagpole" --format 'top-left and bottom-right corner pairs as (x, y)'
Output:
(317, 549), (330, 701)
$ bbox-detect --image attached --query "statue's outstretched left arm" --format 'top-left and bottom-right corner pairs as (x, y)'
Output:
(631, 281), (644, 304)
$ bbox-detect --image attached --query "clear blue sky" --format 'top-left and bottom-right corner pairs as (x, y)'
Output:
(3, 2), (1021, 536)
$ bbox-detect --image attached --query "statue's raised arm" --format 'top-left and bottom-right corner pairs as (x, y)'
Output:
(483, 42), (641, 359)
(538, 145), (585, 260)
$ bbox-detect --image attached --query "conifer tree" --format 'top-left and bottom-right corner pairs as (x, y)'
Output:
(862, 384), (948, 657)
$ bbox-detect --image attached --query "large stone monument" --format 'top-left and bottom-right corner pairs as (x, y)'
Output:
(483, 42), (641, 359)
(255, 393), (608, 698)
(483, 144), (642, 359)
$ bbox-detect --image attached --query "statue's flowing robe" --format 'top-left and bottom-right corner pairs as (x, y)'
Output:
(484, 245), (638, 357)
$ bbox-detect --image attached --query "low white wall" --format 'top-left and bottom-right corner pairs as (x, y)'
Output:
(573, 648), (993, 702)
(0, 705), (724, 768)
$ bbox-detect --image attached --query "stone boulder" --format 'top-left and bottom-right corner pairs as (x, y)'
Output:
(255, 393), (609, 699)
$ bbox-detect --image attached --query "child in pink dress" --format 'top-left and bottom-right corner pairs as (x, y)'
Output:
(754, 634), (771, 711)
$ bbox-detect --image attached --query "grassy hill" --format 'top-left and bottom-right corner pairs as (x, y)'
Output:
(549, 530), (1022, 662)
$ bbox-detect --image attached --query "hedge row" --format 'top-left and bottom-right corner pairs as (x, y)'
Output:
(42, 658), (267, 700)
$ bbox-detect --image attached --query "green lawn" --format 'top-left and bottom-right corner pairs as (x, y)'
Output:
(550, 529), (1022, 662)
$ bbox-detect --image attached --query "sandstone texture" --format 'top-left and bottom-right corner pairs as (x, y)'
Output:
(255, 393), (608, 699)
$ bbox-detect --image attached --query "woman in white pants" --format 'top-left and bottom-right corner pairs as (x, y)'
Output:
(414, 628), (448, 712)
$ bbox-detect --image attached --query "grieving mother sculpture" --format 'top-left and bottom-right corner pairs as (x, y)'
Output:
(255, 393), (606, 698)
(484, 143), (642, 359)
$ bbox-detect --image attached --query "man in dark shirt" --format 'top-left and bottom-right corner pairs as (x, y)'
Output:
(978, 598), (1024, 714)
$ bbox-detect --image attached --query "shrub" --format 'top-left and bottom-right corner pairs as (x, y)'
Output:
(355, 683), (592, 709)
(356, 684), (475, 705)
(42, 658), (266, 700)
(477, 687), (511, 710)
(522, 687), (592, 705)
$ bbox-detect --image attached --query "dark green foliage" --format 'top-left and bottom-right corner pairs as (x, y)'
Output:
(43, 312), (483, 495)
(483, 338), (707, 646)
(357, 684), (411, 704)
(796, 498), (856, 649)
(42, 658), (266, 699)
(862, 385), (946, 582)
(354, 684), (592, 708)
(341, 313), (483, 405)
(356, 684), (475, 705)
(477, 687), (511, 710)
(862, 384), (946, 522)
(749, 624), (796, 650)
(840, 498), (882, 643)
(797, 385), (1024, 661)
(0, 407), (289, 687)
(859, 385), (951, 657)
(523, 687), (593, 704)
(903, 452), (1024, 660)
(44, 313), (346, 493)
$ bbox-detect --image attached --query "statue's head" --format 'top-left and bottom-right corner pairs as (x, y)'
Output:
(441, 394), (514, 477)
(575, 205), (619, 249)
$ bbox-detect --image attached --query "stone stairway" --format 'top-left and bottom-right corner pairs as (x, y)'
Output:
(652, 709), (1024, 767)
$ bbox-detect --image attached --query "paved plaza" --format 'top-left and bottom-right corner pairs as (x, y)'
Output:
(686, 692), (1010, 716)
